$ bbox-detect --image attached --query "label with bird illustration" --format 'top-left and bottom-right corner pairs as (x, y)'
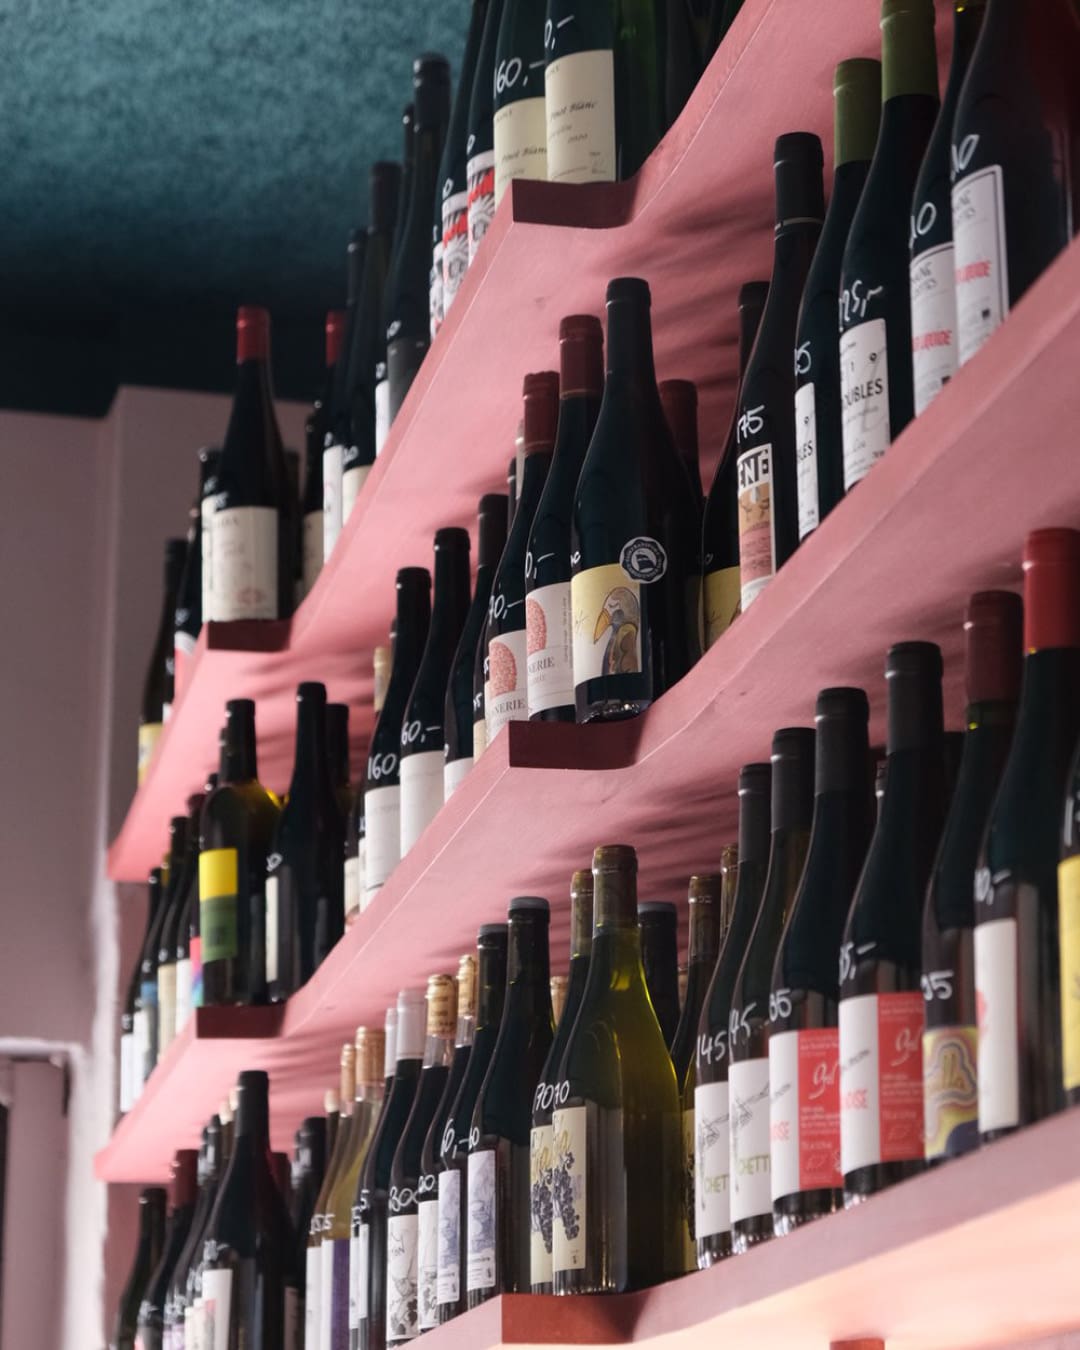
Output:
(571, 563), (643, 685)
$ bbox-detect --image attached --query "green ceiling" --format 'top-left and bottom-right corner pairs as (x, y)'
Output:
(0, 0), (469, 415)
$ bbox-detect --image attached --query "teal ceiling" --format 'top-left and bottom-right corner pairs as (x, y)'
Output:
(0, 0), (469, 415)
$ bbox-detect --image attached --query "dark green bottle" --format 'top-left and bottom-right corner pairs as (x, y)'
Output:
(637, 900), (681, 1048)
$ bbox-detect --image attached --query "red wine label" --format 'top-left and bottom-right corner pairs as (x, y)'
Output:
(201, 1268), (233, 1350)
(486, 628), (528, 742)
(527, 582), (574, 714)
(442, 189), (470, 314)
(199, 848), (239, 964)
(466, 150), (496, 265)
(363, 784), (401, 904)
(137, 722), (162, 785)
(728, 1056), (771, 1223)
(839, 991), (924, 1174)
(909, 241), (957, 415)
(922, 1024), (978, 1160)
(768, 1027), (840, 1200)
(1060, 857), (1080, 1092)
(210, 505), (279, 621)
(494, 96), (548, 206)
(736, 441), (775, 610)
(571, 562), (642, 685)
(550, 1104), (587, 1273)
(694, 1080), (730, 1240)
(840, 318), (890, 491)
(975, 913), (1020, 1131)
(529, 1122), (553, 1285)
(952, 163), (1009, 366)
(386, 1212), (419, 1340)
(323, 444), (344, 559)
(704, 567), (739, 649)
(466, 1148), (497, 1290)
(795, 381), (818, 540)
(430, 241), (444, 341)
(545, 50), (616, 184)
(399, 750), (444, 856)
(417, 1198), (440, 1330)
(436, 1169), (461, 1305)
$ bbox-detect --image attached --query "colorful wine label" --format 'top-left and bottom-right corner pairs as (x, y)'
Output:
(922, 1024), (979, 1160)
(442, 189), (470, 314)
(693, 1080), (730, 1239)
(839, 991), (924, 1174)
(736, 442), (775, 611)
(386, 1213), (419, 1342)
(486, 629), (528, 742)
(399, 750), (445, 856)
(975, 914), (1020, 1132)
(466, 1148), (497, 1291)
(909, 242), (957, 415)
(728, 1056), (772, 1223)
(704, 567), (740, 649)
(545, 50), (616, 184)
(417, 1199), (440, 1330)
(550, 1105), (587, 1273)
(526, 582), (574, 715)
(436, 1169), (461, 1306)
(198, 848), (239, 964)
(952, 164), (1009, 367)
(794, 381), (819, 540)
(189, 936), (203, 1010)
(210, 504), (279, 621)
(529, 1122), (554, 1285)
(1060, 856), (1080, 1092)
(768, 1027), (841, 1199)
(571, 562), (643, 686)
(430, 241), (445, 342)
(840, 318), (890, 491)
(138, 721), (162, 785)
(466, 150), (496, 264)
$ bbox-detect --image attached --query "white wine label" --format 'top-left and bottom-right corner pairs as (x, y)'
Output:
(264, 874), (280, 985)
(975, 917), (1020, 1132)
(119, 1031), (134, 1113)
(363, 785), (401, 905)
(768, 1027), (840, 1201)
(157, 962), (177, 1058)
(343, 856), (361, 923)
(571, 562), (642, 686)
(211, 505), (279, 621)
(910, 242), (958, 415)
(318, 1235), (335, 1350)
(323, 444), (344, 561)
(386, 1213), (419, 1342)
(305, 1244), (321, 1348)
(728, 1056), (771, 1223)
(952, 164), (1009, 367)
(466, 149), (497, 264)
(472, 716), (487, 761)
(550, 1104), (586, 1273)
(442, 189), (470, 314)
(494, 96), (548, 206)
(529, 1122), (553, 1287)
(174, 958), (192, 1037)
(526, 581), (574, 715)
(417, 1199), (440, 1331)
(704, 567), (739, 649)
(399, 750), (444, 856)
(349, 1224), (369, 1329)
(486, 628), (528, 743)
(794, 382), (819, 540)
(430, 240), (445, 342)
(840, 318), (890, 491)
(302, 511), (323, 600)
(736, 442), (775, 611)
(466, 1148), (497, 1292)
(694, 1080), (730, 1239)
(546, 50), (616, 184)
(341, 463), (371, 528)
(839, 991), (924, 1174)
(444, 756), (472, 802)
(138, 722), (162, 786)
(201, 495), (216, 622)
(375, 379), (390, 457)
(201, 1269), (232, 1350)
(436, 1168), (461, 1306)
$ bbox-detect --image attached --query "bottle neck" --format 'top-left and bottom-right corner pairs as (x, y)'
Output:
(569, 893), (593, 960)
(516, 452), (551, 517)
(234, 1087), (271, 1154)
(882, 5), (938, 101)
(738, 303), (765, 374)
(506, 916), (551, 1002)
(887, 674), (943, 754)
(407, 122), (444, 240)
(946, 1), (986, 99)
(687, 900), (720, 965)
(594, 869), (637, 930)
(816, 718), (869, 795)
(356, 1077), (386, 1107)
(737, 791), (771, 864)
(606, 301), (658, 388)
(476, 945), (508, 1030)
(430, 547), (472, 643)
(226, 710), (258, 782)
(392, 587), (432, 682)
(291, 697), (328, 794)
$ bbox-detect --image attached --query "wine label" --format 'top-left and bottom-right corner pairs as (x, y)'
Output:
(975, 916), (1019, 1132)
(375, 378), (390, 457)
(681, 1105), (695, 1254)
(838, 991), (924, 1175)
(190, 935), (203, 1010)
(399, 750), (445, 856)
(436, 1167), (461, 1305)
(201, 495), (216, 622)
(323, 443), (344, 561)
(736, 442), (775, 611)
(1060, 856), (1080, 1093)
(840, 318), (890, 491)
(550, 1104), (587, 1273)
(466, 1148), (497, 1291)
(728, 1056), (771, 1223)
(210, 505), (279, 621)
(922, 1024), (978, 1161)
(264, 873), (280, 985)
(703, 567), (739, 649)
(444, 755), (472, 801)
(342, 463), (371, 530)
(472, 716), (487, 761)
(417, 1198), (440, 1330)
(199, 848), (239, 964)
(119, 1030), (134, 1113)
(466, 149), (497, 264)
(430, 240), (445, 341)
(325, 1238), (350, 1350)
(174, 958), (192, 1035)
(386, 1212), (419, 1342)
(693, 1080), (730, 1239)
(794, 381), (819, 540)
(486, 628), (528, 743)
(909, 242), (957, 415)
(494, 96), (548, 206)
(344, 855), (361, 923)
(545, 50), (616, 184)
(363, 785), (401, 905)
(952, 164), (1009, 367)
(201, 1269), (232, 1350)
(305, 1244), (321, 1349)
(529, 1122), (553, 1286)
(768, 1027), (840, 1201)
(131, 1009), (149, 1099)
(442, 189), (470, 315)
(571, 562), (643, 686)
(157, 962), (177, 1059)
(302, 510), (323, 598)
(163, 697), (173, 724)
(349, 1223), (369, 1328)
(138, 722), (162, 785)
(526, 582), (574, 715)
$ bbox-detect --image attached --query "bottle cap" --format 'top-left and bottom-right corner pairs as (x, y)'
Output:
(1022, 529), (1080, 651)
(373, 646), (392, 713)
(236, 1069), (268, 1097)
(606, 277), (651, 308)
(396, 987), (427, 1060)
(297, 681), (327, 705)
(885, 642), (944, 753)
(688, 874), (723, 903)
(236, 305), (270, 362)
(370, 161), (403, 232)
(396, 566), (432, 592)
(523, 372), (560, 452)
(886, 640), (943, 681)
(814, 688), (870, 795)
(550, 975), (569, 1023)
(774, 133), (825, 229)
(509, 895), (550, 917)
(426, 973), (457, 1037)
(325, 310), (346, 368)
(593, 843), (637, 874)
(834, 59), (882, 167)
(324, 1088), (339, 1116)
(558, 314), (604, 396)
(457, 953), (478, 1021)
(638, 900), (677, 920)
(339, 1041), (356, 1104)
(354, 1026), (386, 1087)
(383, 1005), (398, 1076)
(478, 922), (509, 942)
(413, 53), (451, 124)
(964, 590), (1023, 704)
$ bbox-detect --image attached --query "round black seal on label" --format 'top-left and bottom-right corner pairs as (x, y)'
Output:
(620, 536), (668, 583)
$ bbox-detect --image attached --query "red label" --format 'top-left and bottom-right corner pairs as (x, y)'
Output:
(877, 992), (925, 1163)
(796, 1028), (841, 1190)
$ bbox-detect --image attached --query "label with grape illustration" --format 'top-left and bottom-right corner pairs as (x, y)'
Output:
(529, 1123), (554, 1285)
(571, 562), (642, 687)
(436, 1169), (461, 1306)
(550, 1105), (586, 1273)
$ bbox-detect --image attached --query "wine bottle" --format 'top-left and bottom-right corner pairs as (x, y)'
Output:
(659, 379), (703, 504)
(702, 281), (768, 646)
(178, 768), (219, 1026)
(794, 60), (881, 541)
(157, 796), (204, 1058)
(572, 278), (703, 720)
(550, 975), (568, 1024)
(950, 0), (1080, 368)
(922, 592), (1020, 1162)
(838, 0), (939, 493)
(327, 702), (354, 824)
(175, 449), (221, 686)
(136, 1151), (197, 1350)
(1062, 742), (1080, 1109)
(637, 901), (681, 1048)
(352, 989), (425, 1350)
(386, 57), (452, 424)
(196, 1071), (300, 1349)
(530, 872), (592, 1294)
(181, 1117), (230, 1346)
(466, 0), (506, 263)
(694, 762), (771, 1266)
(551, 846), (682, 1292)
(363, 569), (431, 908)
(493, 0), (548, 205)
(908, 1), (986, 416)
(768, 690), (873, 1231)
(208, 306), (294, 622)
(132, 867), (168, 1095)
(664, 0), (703, 130)
(487, 373), (558, 743)
(114, 1187), (167, 1350)
(468, 898), (554, 1305)
(166, 1118), (222, 1345)
(435, 925), (508, 1323)
(735, 134), (824, 610)
(310, 1040), (356, 1318)
(439, 0), (490, 318)
(839, 642), (945, 1203)
(294, 1117), (327, 1345)
(400, 530), (471, 854)
(976, 530), (1080, 1136)
(154, 815), (192, 1064)
(139, 539), (186, 784)
(526, 317), (604, 723)
(201, 448), (223, 633)
(346, 647), (392, 925)
(199, 699), (281, 1007)
(386, 976), (456, 1345)
(444, 496), (508, 795)
(322, 230), (366, 562)
(417, 956), (476, 1333)
(120, 868), (166, 1114)
(266, 683), (345, 1001)
(303, 311), (346, 597)
(345, 1016), (395, 1349)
